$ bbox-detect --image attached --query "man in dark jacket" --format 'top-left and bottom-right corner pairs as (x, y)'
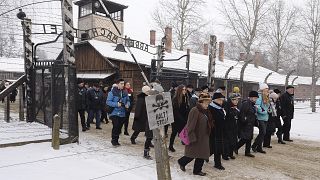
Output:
(236, 91), (259, 158)
(107, 79), (130, 146)
(223, 93), (240, 160)
(86, 83), (104, 130)
(280, 85), (295, 142)
(209, 92), (226, 170)
(77, 80), (87, 131)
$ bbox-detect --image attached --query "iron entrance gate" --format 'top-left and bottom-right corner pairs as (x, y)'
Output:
(33, 61), (78, 143)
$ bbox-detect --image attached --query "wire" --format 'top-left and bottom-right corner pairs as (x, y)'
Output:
(0, 0), (61, 17)
(88, 163), (155, 180)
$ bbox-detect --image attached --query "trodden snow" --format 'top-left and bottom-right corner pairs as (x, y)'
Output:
(0, 101), (319, 180)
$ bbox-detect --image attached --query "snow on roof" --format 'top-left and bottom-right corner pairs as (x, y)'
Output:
(77, 72), (114, 79)
(88, 40), (319, 86)
(0, 57), (24, 73)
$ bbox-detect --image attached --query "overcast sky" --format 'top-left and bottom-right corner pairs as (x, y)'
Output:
(0, 0), (307, 58)
(101, 0), (305, 45)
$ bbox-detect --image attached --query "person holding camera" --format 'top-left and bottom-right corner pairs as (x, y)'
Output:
(107, 79), (131, 146)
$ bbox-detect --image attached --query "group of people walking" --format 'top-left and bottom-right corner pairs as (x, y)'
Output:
(175, 83), (294, 176)
(77, 79), (295, 177)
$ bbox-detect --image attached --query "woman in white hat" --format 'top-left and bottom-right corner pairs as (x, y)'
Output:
(252, 83), (270, 154)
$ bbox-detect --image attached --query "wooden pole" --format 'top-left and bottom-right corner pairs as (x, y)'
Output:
(52, 114), (60, 150)
(152, 128), (172, 180)
(19, 85), (24, 121)
(4, 96), (10, 123)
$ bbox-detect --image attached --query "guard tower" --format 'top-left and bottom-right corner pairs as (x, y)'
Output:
(75, 0), (128, 42)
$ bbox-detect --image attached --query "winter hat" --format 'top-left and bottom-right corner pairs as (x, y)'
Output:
(142, 85), (151, 94)
(249, 91), (259, 98)
(201, 85), (209, 91)
(259, 82), (269, 91)
(286, 85), (294, 90)
(269, 92), (279, 100)
(274, 89), (281, 94)
(218, 86), (226, 91)
(77, 78), (84, 84)
(212, 92), (225, 100)
(186, 84), (194, 89)
(198, 93), (211, 102)
(229, 93), (241, 99)
(233, 86), (240, 93)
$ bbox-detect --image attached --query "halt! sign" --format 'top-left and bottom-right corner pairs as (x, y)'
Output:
(145, 92), (174, 130)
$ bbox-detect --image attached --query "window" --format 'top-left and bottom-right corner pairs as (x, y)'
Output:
(80, 4), (92, 17)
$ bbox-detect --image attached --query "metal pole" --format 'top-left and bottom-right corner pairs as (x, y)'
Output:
(264, 72), (273, 83)
(240, 59), (253, 97)
(224, 66), (234, 97)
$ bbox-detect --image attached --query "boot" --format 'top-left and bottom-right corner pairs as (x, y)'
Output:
(278, 139), (286, 144)
(169, 145), (176, 152)
(130, 136), (136, 144)
(245, 153), (255, 158)
(144, 149), (152, 160)
(214, 165), (225, 170)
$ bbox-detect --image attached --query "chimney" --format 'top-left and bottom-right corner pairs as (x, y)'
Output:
(150, 30), (156, 45)
(254, 51), (261, 68)
(240, 52), (246, 61)
(203, 43), (208, 55)
(218, 41), (224, 62)
(165, 27), (172, 53)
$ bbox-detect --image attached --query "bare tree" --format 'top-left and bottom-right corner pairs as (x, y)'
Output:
(301, 0), (320, 112)
(219, 0), (271, 56)
(224, 36), (244, 60)
(152, 0), (207, 50)
(266, 0), (297, 71)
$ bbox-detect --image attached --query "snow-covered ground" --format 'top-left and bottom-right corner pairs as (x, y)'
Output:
(290, 102), (320, 141)
(0, 119), (52, 144)
(0, 101), (319, 180)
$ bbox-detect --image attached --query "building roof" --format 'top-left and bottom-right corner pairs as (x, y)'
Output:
(74, 0), (128, 13)
(77, 72), (114, 79)
(87, 39), (320, 86)
(0, 57), (24, 73)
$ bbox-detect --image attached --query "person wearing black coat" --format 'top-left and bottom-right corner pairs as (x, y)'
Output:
(222, 94), (240, 160)
(9, 88), (18, 103)
(280, 86), (295, 142)
(77, 81), (87, 131)
(236, 91), (259, 158)
(273, 89), (286, 144)
(263, 92), (278, 148)
(169, 85), (190, 152)
(86, 83), (104, 129)
(209, 92), (226, 170)
(101, 86), (109, 124)
(123, 81), (134, 136)
(130, 86), (153, 159)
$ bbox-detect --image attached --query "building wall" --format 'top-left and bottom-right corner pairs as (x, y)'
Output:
(294, 84), (320, 99)
(0, 72), (24, 81)
(78, 14), (124, 43)
(75, 43), (114, 74)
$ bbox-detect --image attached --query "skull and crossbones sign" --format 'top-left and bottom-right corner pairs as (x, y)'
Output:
(152, 94), (169, 112)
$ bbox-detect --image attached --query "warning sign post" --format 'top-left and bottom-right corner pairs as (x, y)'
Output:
(145, 92), (174, 130)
